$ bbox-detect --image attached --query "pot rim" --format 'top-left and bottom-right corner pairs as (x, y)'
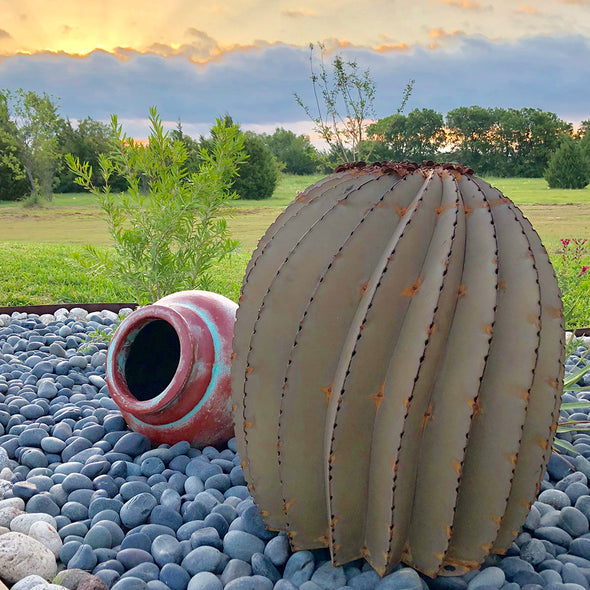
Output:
(106, 304), (210, 415)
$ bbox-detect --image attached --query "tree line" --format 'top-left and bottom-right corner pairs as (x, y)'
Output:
(1, 88), (590, 203)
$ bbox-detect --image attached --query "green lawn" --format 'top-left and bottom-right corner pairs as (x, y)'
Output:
(1, 174), (589, 320)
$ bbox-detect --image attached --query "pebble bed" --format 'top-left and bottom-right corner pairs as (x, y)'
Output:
(0, 309), (589, 590)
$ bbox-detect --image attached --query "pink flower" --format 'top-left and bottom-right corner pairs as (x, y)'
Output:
(580, 266), (589, 277)
(561, 238), (571, 247)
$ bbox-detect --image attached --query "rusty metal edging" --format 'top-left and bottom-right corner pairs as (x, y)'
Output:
(0, 303), (137, 315)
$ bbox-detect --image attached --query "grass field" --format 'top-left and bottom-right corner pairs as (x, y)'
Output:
(1, 174), (589, 312)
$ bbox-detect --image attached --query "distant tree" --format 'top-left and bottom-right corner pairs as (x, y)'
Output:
(55, 116), (126, 192)
(510, 108), (572, 177)
(233, 131), (280, 200)
(445, 106), (499, 174)
(263, 128), (318, 174)
(544, 135), (590, 189)
(170, 119), (201, 175)
(200, 116), (280, 200)
(580, 120), (590, 163)
(367, 108), (446, 162)
(0, 89), (62, 202)
(0, 98), (28, 200)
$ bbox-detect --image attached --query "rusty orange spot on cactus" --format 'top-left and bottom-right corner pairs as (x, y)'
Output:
(526, 313), (541, 329)
(520, 498), (531, 508)
(241, 460), (246, 470)
(547, 378), (559, 389)
(484, 324), (493, 336)
(491, 515), (502, 526)
(457, 284), (467, 299)
(505, 453), (518, 467)
(329, 453), (337, 465)
(402, 276), (422, 298)
(331, 515), (340, 527)
(520, 389), (531, 403)
(360, 281), (369, 297)
(547, 306), (563, 319)
(403, 397), (411, 412)
(238, 295), (244, 303)
(284, 499), (295, 511)
(287, 530), (297, 539)
(245, 367), (254, 376)
(316, 530), (330, 544)
(321, 384), (333, 403)
(277, 440), (283, 448)
(498, 280), (506, 291)
(244, 422), (253, 430)
(361, 545), (369, 558)
(446, 525), (452, 538)
(260, 509), (270, 517)
(434, 552), (445, 562)
(551, 422), (558, 434)
(401, 544), (413, 560)
(464, 204), (473, 217)
(471, 399), (483, 418)
(539, 438), (549, 450)
(395, 204), (407, 218)
(332, 543), (341, 554)
(480, 541), (494, 554)
(231, 352), (237, 361)
(232, 404), (237, 411)
(421, 403), (434, 429)
(426, 324), (437, 336)
(452, 459), (462, 475)
(370, 382), (385, 410)
(391, 459), (398, 473)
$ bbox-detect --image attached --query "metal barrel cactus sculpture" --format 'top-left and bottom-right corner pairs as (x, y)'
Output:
(107, 290), (237, 447)
(231, 161), (565, 578)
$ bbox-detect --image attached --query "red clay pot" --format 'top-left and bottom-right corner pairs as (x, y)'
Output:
(106, 290), (237, 447)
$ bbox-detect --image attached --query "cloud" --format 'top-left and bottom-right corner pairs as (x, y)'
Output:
(516, 5), (538, 13)
(430, 0), (485, 9)
(374, 42), (411, 53)
(0, 35), (588, 137)
(0, 29), (11, 40)
(429, 28), (464, 39)
(281, 8), (317, 17)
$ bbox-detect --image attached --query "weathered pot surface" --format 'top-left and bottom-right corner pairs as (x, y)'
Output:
(106, 290), (237, 447)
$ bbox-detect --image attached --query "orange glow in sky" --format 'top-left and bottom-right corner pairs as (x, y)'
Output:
(0, 0), (588, 61)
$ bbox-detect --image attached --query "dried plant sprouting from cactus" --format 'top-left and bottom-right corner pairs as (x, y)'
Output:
(231, 161), (565, 578)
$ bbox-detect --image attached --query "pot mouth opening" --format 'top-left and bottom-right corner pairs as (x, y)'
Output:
(124, 318), (180, 401)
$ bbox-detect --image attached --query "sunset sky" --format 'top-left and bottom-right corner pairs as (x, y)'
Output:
(0, 0), (588, 140)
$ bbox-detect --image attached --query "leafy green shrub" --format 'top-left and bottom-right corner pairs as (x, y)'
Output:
(544, 135), (590, 189)
(552, 238), (590, 329)
(233, 131), (280, 200)
(66, 107), (245, 303)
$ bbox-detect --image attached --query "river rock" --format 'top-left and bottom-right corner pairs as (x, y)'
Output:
(28, 520), (63, 557)
(10, 512), (57, 535)
(0, 531), (57, 582)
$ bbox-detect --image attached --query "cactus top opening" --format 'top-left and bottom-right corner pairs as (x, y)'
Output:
(124, 319), (180, 401)
(333, 160), (474, 176)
